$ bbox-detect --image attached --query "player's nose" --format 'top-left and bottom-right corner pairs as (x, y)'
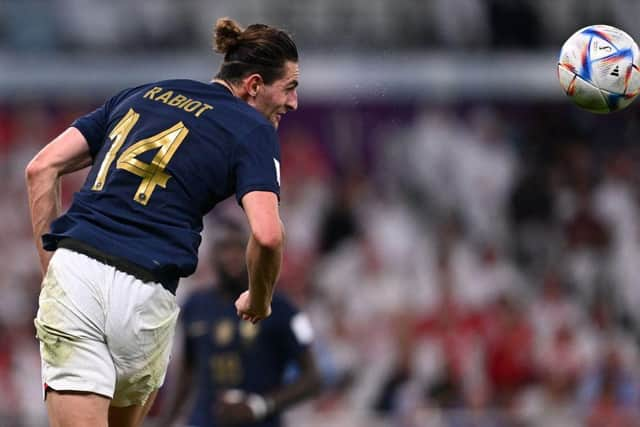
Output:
(286, 89), (298, 111)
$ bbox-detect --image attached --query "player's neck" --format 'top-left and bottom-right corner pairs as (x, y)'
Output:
(213, 79), (238, 98)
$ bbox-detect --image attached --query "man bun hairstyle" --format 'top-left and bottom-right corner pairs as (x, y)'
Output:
(214, 17), (243, 54)
(214, 17), (298, 85)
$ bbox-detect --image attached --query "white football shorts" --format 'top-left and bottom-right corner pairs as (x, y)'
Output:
(34, 248), (180, 407)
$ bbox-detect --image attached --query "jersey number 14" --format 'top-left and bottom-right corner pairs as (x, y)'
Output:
(91, 108), (189, 205)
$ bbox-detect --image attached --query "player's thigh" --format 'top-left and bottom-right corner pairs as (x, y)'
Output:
(36, 250), (117, 399)
(107, 273), (179, 407)
(46, 390), (110, 427)
(108, 390), (158, 427)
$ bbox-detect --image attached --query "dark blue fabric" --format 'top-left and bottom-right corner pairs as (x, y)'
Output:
(43, 80), (280, 281)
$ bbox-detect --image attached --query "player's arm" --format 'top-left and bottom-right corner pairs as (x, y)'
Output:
(215, 349), (322, 425)
(262, 348), (322, 414)
(25, 127), (93, 275)
(235, 191), (283, 323)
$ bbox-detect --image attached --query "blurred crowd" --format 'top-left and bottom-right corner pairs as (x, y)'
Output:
(5, 1), (640, 426)
(2, 97), (640, 427)
(2, 0), (640, 53)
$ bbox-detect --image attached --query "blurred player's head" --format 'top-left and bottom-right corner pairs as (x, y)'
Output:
(213, 17), (299, 128)
(211, 225), (248, 295)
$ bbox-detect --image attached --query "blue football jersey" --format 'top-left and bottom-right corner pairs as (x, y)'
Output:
(42, 80), (281, 280)
(181, 290), (312, 427)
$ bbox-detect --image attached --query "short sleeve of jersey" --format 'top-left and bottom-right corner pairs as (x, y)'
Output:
(233, 124), (281, 205)
(70, 86), (139, 159)
(274, 297), (314, 359)
(71, 104), (109, 159)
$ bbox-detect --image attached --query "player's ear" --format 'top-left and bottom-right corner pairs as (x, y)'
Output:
(244, 74), (263, 97)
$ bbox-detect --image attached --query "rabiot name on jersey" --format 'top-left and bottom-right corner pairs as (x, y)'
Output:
(143, 86), (214, 118)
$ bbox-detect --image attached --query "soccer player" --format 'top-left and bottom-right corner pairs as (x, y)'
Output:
(25, 17), (298, 427)
(161, 226), (320, 427)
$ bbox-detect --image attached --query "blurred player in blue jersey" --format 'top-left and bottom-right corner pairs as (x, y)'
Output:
(25, 17), (298, 427)
(162, 226), (320, 427)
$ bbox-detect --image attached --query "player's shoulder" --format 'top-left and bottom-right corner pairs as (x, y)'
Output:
(212, 90), (274, 136)
(116, 79), (210, 100)
(117, 79), (217, 102)
(117, 79), (273, 136)
(148, 78), (212, 91)
(269, 293), (314, 343)
(271, 292), (300, 316)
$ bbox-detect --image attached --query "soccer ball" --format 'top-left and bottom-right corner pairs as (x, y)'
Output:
(557, 24), (640, 113)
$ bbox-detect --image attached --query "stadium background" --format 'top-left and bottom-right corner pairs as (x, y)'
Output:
(3, 1), (640, 426)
